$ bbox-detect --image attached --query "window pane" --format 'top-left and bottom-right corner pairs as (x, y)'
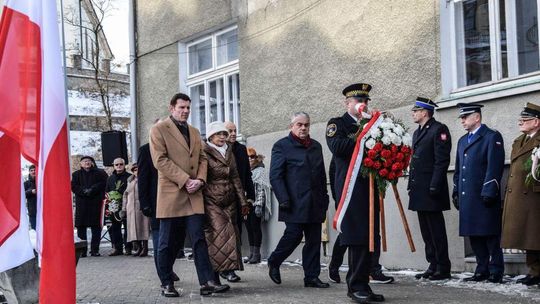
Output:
(190, 84), (206, 137)
(458, 0), (492, 86)
(500, 0), (508, 78)
(516, 0), (539, 74)
(227, 73), (240, 131)
(188, 39), (212, 75)
(209, 79), (224, 123)
(217, 29), (238, 66)
(228, 75), (234, 122)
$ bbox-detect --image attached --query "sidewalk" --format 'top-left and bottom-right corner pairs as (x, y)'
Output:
(76, 248), (540, 304)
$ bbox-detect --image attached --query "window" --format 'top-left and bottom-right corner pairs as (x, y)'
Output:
(442, 0), (540, 94)
(183, 26), (240, 138)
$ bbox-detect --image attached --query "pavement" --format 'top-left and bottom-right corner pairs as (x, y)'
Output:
(76, 246), (540, 304)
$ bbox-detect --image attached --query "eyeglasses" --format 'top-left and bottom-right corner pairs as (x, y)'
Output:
(518, 117), (536, 123)
(114, 163), (124, 166)
(248, 155), (257, 159)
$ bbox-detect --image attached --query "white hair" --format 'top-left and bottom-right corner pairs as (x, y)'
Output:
(290, 111), (310, 124)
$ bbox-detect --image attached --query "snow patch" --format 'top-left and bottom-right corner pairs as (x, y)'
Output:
(70, 131), (102, 156)
(68, 90), (130, 117)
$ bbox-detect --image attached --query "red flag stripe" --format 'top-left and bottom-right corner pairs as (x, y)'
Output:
(0, 134), (22, 246)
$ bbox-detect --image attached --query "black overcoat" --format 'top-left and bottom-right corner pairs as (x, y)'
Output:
(270, 133), (329, 224)
(408, 118), (452, 211)
(24, 176), (37, 217)
(137, 143), (159, 230)
(71, 167), (108, 227)
(231, 141), (256, 201)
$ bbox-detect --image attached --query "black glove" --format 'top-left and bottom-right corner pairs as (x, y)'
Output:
(82, 188), (92, 196)
(429, 187), (439, 197)
(452, 193), (459, 210)
(141, 206), (153, 217)
(482, 196), (498, 208)
(279, 201), (291, 211)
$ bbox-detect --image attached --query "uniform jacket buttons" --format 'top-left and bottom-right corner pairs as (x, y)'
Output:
(508, 189), (512, 193)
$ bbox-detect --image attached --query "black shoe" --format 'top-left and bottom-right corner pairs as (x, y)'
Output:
(348, 291), (371, 303)
(171, 272), (180, 282)
(224, 271), (241, 282)
(176, 251), (185, 259)
(428, 271), (451, 281)
(268, 264), (281, 284)
(328, 268), (341, 283)
(368, 291), (385, 302)
(517, 275), (540, 286)
(463, 273), (489, 282)
(89, 252), (100, 257)
(200, 280), (230, 295)
(108, 249), (123, 256)
(304, 277), (330, 288)
(487, 273), (503, 283)
(161, 284), (180, 297)
(80, 251), (87, 258)
(415, 269), (434, 279)
(370, 271), (394, 284)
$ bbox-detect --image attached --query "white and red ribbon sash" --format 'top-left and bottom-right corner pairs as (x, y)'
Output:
(333, 112), (384, 232)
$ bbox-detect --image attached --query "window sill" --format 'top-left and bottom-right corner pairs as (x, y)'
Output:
(439, 74), (540, 109)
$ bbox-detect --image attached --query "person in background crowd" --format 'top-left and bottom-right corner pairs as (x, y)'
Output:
(203, 121), (250, 290)
(71, 156), (108, 257)
(453, 103), (505, 283)
(224, 121), (255, 281)
(408, 97), (452, 280)
(24, 164), (37, 230)
(106, 157), (132, 256)
(501, 102), (540, 286)
(268, 112), (330, 289)
(246, 147), (271, 264)
(150, 92), (227, 297)
(122, 163), (150, 257)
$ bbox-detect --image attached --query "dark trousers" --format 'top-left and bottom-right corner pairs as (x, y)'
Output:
(346, 245), (372, 293)
(329, 233), (381, 274)
(526, 250), (540, 277)
(77, 225), (101, 253)
(245, 206), (262, 247)
(109, 218), (132, 251)
(469, 235), (504, 275)
(150, 218), (164, 282)
(417, 211), (451, 273)
(268, 222), (321, 280)
(29, 215), (36, 230)
(158, 214), (214, 286)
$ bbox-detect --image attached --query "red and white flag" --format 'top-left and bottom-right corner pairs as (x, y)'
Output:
(0, 0), (76, 303)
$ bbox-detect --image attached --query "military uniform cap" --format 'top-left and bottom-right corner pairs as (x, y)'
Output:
(457, 103), (484, 118)
(80, 155), (95, 162)
(520, 102), (540, 118)
(342, 83), (372, 100)
(412, 97), (438, 111)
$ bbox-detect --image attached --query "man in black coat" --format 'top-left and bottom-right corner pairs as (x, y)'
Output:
(408, 97), (452, 280)
(224, 121), (256, 282)
(71, 156), (108, 257)
(267, 112), (330, 289)
(106, 157), (132, 256)
(326, 83), (385, 303)
(24, 164), (37, 230)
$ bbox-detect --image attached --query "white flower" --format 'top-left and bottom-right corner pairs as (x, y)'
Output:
(393, 125), (404, 136)
(383, 129), (396, 138)
(402, 133), (412, 146)
(380, 122), (392, 130)
(369, 127), (381, 138)
(384, 117), (393, 124)
(365, 138), (376, 149)
(533, 146), (540, 158)
(381, 135), (391, 145)
(390, 133), (402, 145)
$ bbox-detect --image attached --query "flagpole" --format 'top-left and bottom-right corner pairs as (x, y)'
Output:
(59, 0), (71, 167)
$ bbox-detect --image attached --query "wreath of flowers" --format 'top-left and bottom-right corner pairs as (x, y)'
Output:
(525, 144), (540, 186)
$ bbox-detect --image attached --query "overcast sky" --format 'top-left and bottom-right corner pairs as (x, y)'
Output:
(101, 0), (129, 68)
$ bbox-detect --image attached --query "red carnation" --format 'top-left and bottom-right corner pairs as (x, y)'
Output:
(373, 142), (383, 152)
(391, 144), (398, 153)
(387, 172), (396, 180)
(383, 160), (393, 168)
(379, 169), (389, 177)
(363, 158), (374, 168)
(401, 146), (410, 153)
(373, 161), (382, 170)
(381, 149), (392, 159)
(392, 163), (402, 171)
(367, 149), (378, 159)
(395, 152), (405, 161)
(396, 171), (404, 177)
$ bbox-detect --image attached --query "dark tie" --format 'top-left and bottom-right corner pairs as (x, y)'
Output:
(467, 133), (474, 143)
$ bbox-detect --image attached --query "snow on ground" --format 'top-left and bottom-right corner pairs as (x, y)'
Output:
(70, 131), (102, 156)
(68, 90), (130, 117)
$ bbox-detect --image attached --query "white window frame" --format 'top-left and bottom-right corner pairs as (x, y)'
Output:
(440, 0), (540, 104)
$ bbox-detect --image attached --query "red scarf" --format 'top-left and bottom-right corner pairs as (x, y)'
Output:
(291, 132), (312, 148)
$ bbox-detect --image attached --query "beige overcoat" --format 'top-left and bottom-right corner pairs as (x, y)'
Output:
(501, 132), (540, 250)
(122, 176), (150, 241)
(149, 118), (207, 218)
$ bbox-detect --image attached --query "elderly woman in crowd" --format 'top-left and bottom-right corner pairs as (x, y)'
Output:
(122, 163), (150, 257)
(244, 147), (271, 264)
(203, 121), (251, 291)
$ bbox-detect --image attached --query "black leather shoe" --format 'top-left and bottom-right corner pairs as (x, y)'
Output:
(428, 271), (451, 281)
(161, 284), (179, 297)
(368, 291), (385, 302)
(80, 252), (87, 258)
(517, 275), (540, 286)
(304, 277), (330, 288)
(328, 268), (341, 283)
(89, 252), (100, 257)
(370, 271), (394, 284)
(487, 273), (503, 283)
(348, 291), (371, 303)
(225, 271), (241, 282)
(200, 280), (230, 295)
(415, 269), (434, 279)
(463, 273), (489, 282)
(108, 249), (123, 256)
(268, 264), (281, 284)
(171, 272), (180, 282)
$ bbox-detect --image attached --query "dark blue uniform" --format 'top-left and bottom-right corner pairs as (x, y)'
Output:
(268, 133), (329, 281)
(408, 117), (452, 275)
(453, 124), (505, 276)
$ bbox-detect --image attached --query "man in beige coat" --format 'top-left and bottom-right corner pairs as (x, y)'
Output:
(149, 93), (228, 297)
(501, 102), (540, 286)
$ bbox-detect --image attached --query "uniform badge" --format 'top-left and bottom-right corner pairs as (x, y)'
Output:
(440, 133), (447, 141)
(496, 141), (502, 145)
(326, 123), (337, 137)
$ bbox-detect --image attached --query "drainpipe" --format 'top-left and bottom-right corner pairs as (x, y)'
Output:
(128, 0), (138, 160)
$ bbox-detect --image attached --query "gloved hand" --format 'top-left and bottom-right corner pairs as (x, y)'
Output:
(255, 205), (263, 218)
(82, 188), (92, 196)
(452, 193), (459, 210)
(429, 187), (439, 197)
(482, 196), (498, 208)
(119, 210), (126, 219)
(141, 206), (153, 217)
(241, 205), (251, 216)
(279, 201), (291, 211)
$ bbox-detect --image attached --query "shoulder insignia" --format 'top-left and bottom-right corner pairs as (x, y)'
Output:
(326, 123), (337, 137)
(440, 133), (447, 141)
